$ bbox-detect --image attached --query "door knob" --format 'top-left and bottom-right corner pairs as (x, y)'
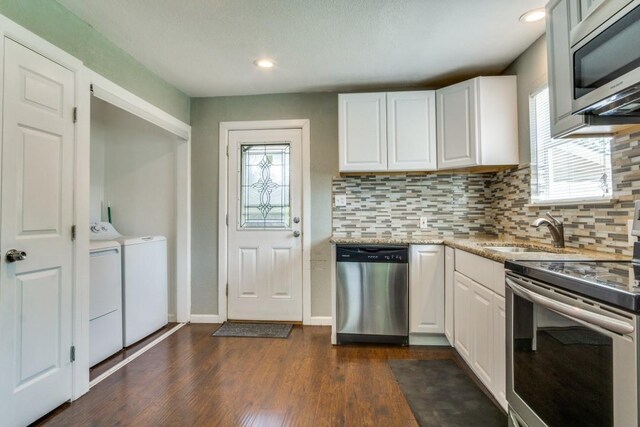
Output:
(6, 249), (27, 263)
(293, 231), (301, 238)
(293, 217), (300, 224)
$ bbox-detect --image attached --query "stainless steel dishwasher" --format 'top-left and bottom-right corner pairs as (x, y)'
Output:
(336, 245), (409, 345)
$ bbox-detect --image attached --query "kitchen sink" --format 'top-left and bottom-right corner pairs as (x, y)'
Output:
(485, 246), (554, 254)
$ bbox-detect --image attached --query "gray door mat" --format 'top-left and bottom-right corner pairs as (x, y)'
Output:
(212, 322), (293, 338)
(389, 359), (506, 427)
(543, 327), (611, 346)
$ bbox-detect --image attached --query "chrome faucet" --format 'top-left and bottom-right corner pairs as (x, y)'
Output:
(531, 212), (565, 248)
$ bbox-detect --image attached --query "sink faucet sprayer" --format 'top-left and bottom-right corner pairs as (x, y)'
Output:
(531, 212), (565, 248)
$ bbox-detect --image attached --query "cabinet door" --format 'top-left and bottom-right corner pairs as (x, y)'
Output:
(410, 245), (444, 334)
(493, 294), (507, 411)
(444, 247), (455, 346)
(454, 272), (472, 363)
(436, 79), (478, 169)
(387, 91), (437, 171)
(470, 280), (494, 389)
(338, 93), (387, 172)
(547, 0), (588, 137)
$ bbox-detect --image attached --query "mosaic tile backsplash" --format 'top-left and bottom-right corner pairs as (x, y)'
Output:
(332, 128), (640, 256)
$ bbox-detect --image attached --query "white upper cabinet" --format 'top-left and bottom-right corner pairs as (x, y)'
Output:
(387, 91), (437, 171)
(338, 91), (437, 172)
(339, 92), (387, 172)
(409, 245), (444, 334)
(436, 76), (518, 170)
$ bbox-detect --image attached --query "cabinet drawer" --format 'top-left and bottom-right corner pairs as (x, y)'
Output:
(455, 249), (505, 296)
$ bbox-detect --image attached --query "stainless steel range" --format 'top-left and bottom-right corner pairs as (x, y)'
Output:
(504, 202), (640, 427)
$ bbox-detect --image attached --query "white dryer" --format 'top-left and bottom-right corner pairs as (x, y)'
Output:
(118, 236), (168, 347)
(89, 239), (123, 366)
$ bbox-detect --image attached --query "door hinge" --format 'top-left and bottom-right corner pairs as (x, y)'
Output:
(73, 107), (78, 123)
(71, 225), (76, 241)
(226, 214), (228, 226)
(70, 346), (76, 363)
(226, 283), (228, 297)
(226, 145), (229, 157)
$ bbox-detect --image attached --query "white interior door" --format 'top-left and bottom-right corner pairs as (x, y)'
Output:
(0, 38), (76, 426)
(227, 129), (303, 321)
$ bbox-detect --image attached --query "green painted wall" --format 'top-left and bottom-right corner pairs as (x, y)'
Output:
(190, 93), (339, 316)
(502, 35), (548, 164)
(0, 0), (190, 123)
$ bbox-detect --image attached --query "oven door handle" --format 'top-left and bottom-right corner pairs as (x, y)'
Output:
(506, 277), (635, 336)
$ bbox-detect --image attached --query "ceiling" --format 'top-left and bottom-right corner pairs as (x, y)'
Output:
(56, 0), (547, 98)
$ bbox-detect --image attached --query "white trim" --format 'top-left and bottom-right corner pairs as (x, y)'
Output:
(89, 323), (185, 388)
(87, 70), (190, 140)
(307, 316), (333, 326)
(190, 314), (222, 324)
(218, 120), (312, 324)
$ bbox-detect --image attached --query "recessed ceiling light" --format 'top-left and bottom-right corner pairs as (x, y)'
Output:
(254, 58), (276, 68)
(520, 8), (546, 23)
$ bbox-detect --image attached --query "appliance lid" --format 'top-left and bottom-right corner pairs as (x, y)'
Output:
(89, 240), (120, 251)
(505, 260), (640, 312)
(117, 235), (167, 246)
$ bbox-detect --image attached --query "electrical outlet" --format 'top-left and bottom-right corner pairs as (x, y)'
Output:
(419, 216), (429, 229)
(334, 194), (347, 207)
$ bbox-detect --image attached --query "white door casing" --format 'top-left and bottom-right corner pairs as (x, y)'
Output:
(0, 38), (75, 427)
(227, 129), (303, 321)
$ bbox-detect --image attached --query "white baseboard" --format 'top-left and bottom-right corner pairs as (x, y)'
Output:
(190, 314), (221, 324)
(168, 314), (177, 323)
(306, 316), (332, 326)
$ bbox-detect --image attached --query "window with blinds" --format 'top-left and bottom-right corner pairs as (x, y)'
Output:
(530, 86), (613, 204)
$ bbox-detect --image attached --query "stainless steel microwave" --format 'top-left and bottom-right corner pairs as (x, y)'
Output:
(571, 0), (640, 118)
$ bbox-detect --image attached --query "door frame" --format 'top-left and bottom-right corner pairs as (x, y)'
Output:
(218, 120), (311, 324)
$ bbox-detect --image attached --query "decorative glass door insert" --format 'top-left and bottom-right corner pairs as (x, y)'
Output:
(240, 143), (291, 229)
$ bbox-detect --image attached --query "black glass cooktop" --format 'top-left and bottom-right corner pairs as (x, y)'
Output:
(505, 260), (640, 313)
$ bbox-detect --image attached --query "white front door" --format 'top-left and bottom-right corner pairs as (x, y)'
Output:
(0, 38), (76, 427)
(227, 129), (303, 321)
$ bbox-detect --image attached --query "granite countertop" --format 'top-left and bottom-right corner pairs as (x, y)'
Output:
(330, 235), (629, 263)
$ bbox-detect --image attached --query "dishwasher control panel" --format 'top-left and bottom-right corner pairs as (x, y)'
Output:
(336, 245), (408, 263)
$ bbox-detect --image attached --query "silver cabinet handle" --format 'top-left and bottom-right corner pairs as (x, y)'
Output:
(506, 277), (634, 336)
(6, 249), (27, 263)
(293, 231), (301, 237)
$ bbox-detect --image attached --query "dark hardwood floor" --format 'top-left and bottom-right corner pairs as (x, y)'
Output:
(36, 324), (487, 427)
(89, 322), (179, 381)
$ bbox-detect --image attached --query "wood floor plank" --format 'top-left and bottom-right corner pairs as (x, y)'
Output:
(35, 324), (471, 427)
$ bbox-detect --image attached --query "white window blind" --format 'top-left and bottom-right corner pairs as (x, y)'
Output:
(530, 86), (613, 204)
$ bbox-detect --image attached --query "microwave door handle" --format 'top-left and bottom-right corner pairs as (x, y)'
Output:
(506, 278), (635, 336)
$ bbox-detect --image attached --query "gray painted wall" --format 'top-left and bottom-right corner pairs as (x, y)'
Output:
(502, 35), (548, 164)
(0, 0), (190, 122)
(190, 93), (338, 316)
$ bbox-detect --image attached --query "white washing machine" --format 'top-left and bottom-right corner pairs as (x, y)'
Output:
(89, 234), (123, 366)
(118, 235), (168, 347)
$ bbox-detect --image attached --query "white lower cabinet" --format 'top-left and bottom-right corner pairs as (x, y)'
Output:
(470, 280), (494, 389)
(453, 249), (507, 412)
(454, 272), (472, 362)
(493, 294), (507, 411)
(444, 247), (455, 345)
(410, 245), (444, 334)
